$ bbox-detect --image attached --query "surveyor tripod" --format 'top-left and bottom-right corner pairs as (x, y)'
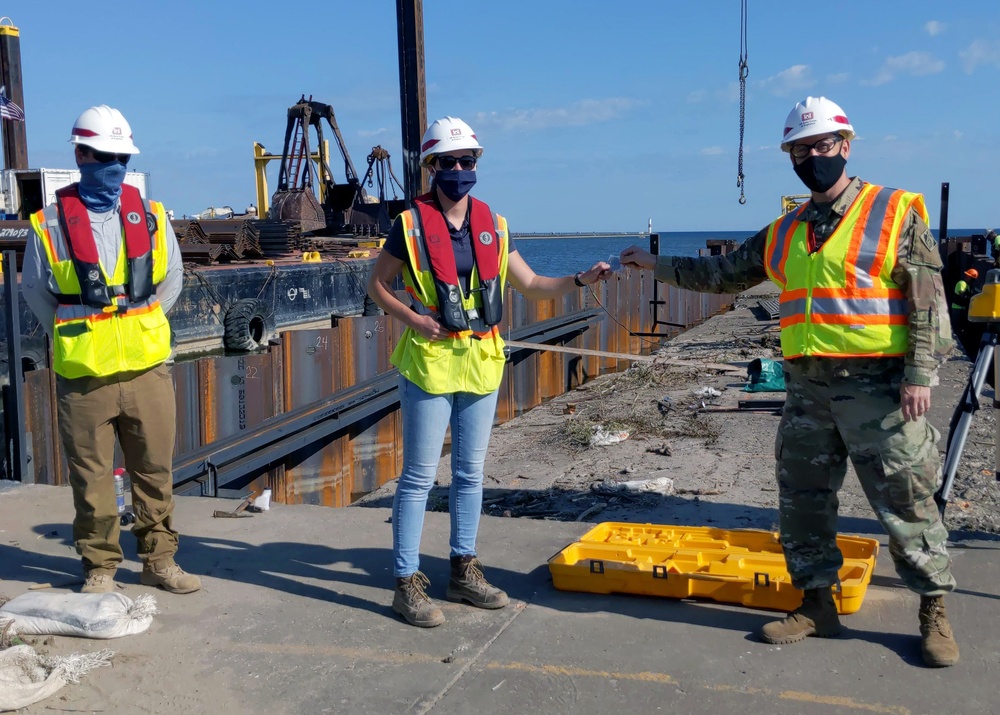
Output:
(936, 325), (999, 518)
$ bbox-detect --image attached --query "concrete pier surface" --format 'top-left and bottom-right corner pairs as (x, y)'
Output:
(1, 483), (997, 715)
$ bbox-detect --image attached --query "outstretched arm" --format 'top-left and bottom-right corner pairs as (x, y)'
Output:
(620, 227), (770, 294)
(506, 250), (611, 300)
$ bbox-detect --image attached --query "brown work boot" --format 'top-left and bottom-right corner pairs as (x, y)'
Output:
(392, 571), (445, 628)
(759, 588), (841, 644)
(81, 571), (115, 594)
(446, 555), (509, 609)
(140, 562), (202, 594)
(919, 595), (960, 667)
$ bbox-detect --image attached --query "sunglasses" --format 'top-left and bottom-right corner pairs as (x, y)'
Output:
(91, 150), (131, 165)
(436, 155), (477, 170)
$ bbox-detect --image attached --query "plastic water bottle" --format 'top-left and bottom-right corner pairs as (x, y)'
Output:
(114, 468), (127, 518)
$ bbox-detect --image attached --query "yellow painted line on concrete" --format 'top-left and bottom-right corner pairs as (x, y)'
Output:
(485, 661), (674, 683)
(780, 691), (911, 715)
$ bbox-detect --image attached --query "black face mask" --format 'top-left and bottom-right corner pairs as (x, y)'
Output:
(793, 153), (847, 193)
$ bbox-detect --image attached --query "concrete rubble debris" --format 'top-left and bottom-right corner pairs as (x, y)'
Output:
(593, 476), (675, 496)
(589, 426), (630, 447)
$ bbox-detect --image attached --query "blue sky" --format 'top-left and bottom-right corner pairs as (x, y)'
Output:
(4, 1), (999, 232)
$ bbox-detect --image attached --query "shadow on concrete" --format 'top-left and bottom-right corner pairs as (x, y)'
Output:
(532, 580), (929, 667)
(2, 522), (552, 620)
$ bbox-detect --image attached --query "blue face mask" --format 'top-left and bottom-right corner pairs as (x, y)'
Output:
(78, 160), (128, 212)
(434, 169), (477, 202)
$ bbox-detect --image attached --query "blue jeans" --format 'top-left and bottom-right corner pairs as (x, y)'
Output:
(393, 376), (499, 577)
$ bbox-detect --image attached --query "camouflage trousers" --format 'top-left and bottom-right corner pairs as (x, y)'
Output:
(775, 357), (956, 596)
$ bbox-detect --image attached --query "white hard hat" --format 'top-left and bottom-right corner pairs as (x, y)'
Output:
(69, 105), (140, 154)
(420, 116), (483, 165)
(780, 96), (855, 152)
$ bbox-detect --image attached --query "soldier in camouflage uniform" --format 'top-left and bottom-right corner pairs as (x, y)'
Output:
(621, 96), (959, 667)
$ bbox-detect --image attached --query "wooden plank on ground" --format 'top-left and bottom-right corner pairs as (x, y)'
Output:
(503, 340), (745, 373)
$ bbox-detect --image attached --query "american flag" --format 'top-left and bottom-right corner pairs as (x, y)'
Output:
(0, 86), (24, 122)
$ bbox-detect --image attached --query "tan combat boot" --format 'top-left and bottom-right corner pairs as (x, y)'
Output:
(919, 595), (959, 667)
(81, 570), (115, 594)
(446, 555), (509, 609)
(140, 562), (202, 594)
(393, 572), (445, 628)
(760, 588), (841, 644)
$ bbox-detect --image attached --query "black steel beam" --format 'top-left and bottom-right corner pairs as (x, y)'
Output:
(0, 23), (27, 170)
(396, 0), (427, 204)
(3, 250), (27, 479)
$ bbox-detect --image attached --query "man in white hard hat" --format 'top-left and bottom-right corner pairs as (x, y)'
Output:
(620, 97), (958, 667)
(23, 105), (199, 595)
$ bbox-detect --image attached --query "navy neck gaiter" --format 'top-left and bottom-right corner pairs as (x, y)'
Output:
(78, 161), (127, 212)
(433, 170), (477, 202)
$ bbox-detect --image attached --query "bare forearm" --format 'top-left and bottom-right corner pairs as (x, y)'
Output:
(514, 273), (578, 300)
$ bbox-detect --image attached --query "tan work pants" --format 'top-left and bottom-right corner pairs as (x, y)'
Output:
(56, 363), (179, 574)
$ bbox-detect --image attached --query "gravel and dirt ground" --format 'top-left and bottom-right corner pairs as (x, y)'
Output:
(356, 281), (1000, 538)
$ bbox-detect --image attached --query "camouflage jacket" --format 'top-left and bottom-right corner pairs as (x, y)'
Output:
(653, 178), (953, 386)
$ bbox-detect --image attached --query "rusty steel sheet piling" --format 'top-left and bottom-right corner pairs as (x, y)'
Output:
(15, 270), (733, 504)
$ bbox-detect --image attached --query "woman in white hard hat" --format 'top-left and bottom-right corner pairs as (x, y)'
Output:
(368, 116), (611, 628)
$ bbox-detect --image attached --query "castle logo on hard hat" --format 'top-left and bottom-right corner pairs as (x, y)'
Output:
(112, 127), (122, 136)
(801, 112), (814, 121)
(479, 231), (493, 245)
(126, 211), (142, 225)
(450, 128), (462, 136)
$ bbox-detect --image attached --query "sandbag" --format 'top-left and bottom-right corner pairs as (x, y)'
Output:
(0, 592), (157, 639)
(0, 641), (113, 712)
(744, 357), (786, 393)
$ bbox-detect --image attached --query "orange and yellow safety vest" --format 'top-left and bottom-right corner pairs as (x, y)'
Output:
(764, 183), (927, 359)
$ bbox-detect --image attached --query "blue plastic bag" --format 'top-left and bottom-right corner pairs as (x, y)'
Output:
(744, 358), (785, 393)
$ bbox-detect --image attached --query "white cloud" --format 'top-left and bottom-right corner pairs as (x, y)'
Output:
(700, 146), (724, 156)
(472, 98), (646, 130)
(954, 130), (963, 140)
(884, 135), (898, 142)
(826, 72), (850, 84)
(864, 51), (945, 86)
(711, 83), (741, 103)
(925, 21), (946, 36)
(960, 39), (1000, 73)
(757, 64), (816, 96)
(687, 90), (707, 104)
(358, 128), (388, 138)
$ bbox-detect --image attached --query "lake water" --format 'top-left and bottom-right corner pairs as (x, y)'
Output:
(512, 229), (983, 278)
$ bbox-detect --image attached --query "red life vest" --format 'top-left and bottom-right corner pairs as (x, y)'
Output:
(412, 193), (502, 332)
(54, 183), (154, 308)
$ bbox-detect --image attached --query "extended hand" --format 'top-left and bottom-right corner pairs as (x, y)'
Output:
(578, 262), (613, 286)
(620, 246), (656, 270)
(901, 383), (931, 422)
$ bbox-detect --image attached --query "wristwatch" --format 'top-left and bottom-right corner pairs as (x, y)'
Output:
(573, 272), (585, 287)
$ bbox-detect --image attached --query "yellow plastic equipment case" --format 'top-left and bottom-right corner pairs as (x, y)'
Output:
(548, 523), (879, 615)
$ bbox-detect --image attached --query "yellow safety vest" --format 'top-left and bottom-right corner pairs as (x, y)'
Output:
(763, 183), (927, 359)
(29, 197), (172, 378)
(390, 206), (510, 395)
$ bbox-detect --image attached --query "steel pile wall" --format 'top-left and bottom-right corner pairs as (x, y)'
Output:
(19, 269), (732, 504)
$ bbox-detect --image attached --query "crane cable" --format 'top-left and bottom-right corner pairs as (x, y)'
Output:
(737, 0), (749, 205)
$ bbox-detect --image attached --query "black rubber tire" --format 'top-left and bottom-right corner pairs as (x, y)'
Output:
(223, 299), (271, 352)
